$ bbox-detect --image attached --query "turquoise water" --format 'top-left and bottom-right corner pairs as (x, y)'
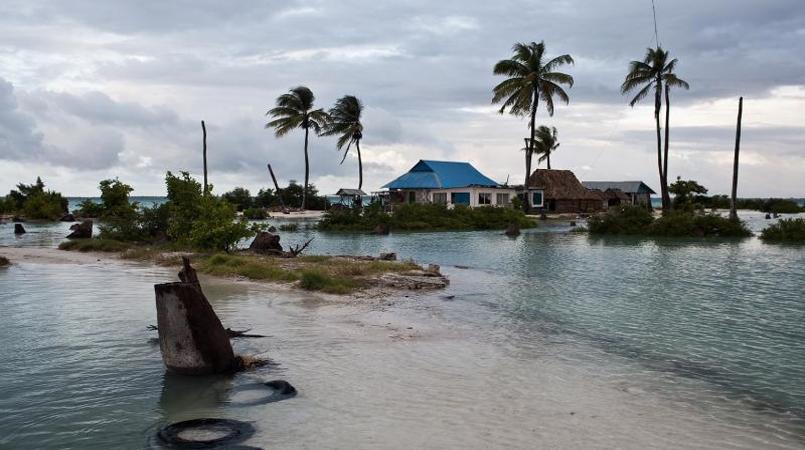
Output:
(1, 212), (804, 448)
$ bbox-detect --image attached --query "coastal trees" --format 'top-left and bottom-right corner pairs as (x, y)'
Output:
(534, 125), (560, 169)
(5, 177), (68, 220)
(668, 177), (707, 210)
(621, 47), (689, 212)
(266, 86), (330, 210)
(221, 187), (253, 212)
(492, 41), (574, 186)
(322, 95), (365, 190)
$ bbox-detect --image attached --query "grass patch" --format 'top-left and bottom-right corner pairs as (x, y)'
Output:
(278, 223), (299, 232)
(196, 253), (298, 282)
(298, 269), (359, 294)
(0, 256), (9, 267)
(760, 218), (805, 243)
(58, 238), (132, 252)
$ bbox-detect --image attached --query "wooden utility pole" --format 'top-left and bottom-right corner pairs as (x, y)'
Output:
(201, 120), (208, 194)
(267, 163), (285, 209)
(730, 97), (743, 221)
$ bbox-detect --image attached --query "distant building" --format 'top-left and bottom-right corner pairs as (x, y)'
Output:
(527, 169), (604, 213)
(382, 160), (522, 207)
(582, 181), (655, 208)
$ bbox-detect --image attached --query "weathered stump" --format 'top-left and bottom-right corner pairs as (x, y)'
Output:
(154, 258), (235, 375)
(249, 232), (282, 254)
(14, 223), (26, 234)
(372, 223), (390, 235)
(66, 219), (93, 239)
(504, 223), (520, 237)
(379, 252), (397, 261)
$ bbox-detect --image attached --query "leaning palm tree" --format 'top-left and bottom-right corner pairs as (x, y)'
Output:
(266, 86), (329, 210)
(620, 47), (688, 212)
(321, 95), (365, 190)
(533, 125), (560, 169)
(492, 41), (574, 186)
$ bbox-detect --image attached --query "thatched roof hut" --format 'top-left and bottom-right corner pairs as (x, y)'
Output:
(527, 169), (604, 213)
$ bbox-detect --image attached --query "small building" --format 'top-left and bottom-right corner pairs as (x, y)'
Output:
(527, 169), (605, 213)
(589, 188), (631, 208)
(382, 160), (522, 207)
(329, 188), (368, 208)
(582, 181), (655, 208)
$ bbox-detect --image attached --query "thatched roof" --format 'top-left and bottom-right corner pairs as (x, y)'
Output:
(527, 169), (601, 201)
(590, 188), (630, 201)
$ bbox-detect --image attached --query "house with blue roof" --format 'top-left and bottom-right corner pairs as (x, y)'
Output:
(382, 160), (534, 207)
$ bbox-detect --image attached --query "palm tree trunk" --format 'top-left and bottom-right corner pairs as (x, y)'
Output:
(302, 126), (309, 210)
(524, 89), (539, 211)
(663, 84), (672, 211)
(547, 152), (551, 170)
(654, 79), (666, 212)
(356, 139), (363, 191)
(730, 97), (743, 221)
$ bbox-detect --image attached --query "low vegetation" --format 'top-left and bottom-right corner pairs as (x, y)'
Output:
(760, 218), (805, 243)
(1, 177), (68, 220)
(278, 223), (299, 232)
(686, 195), (804, 214)
(587, 205), (752, 238)
(318, 202), (536, 232)
(196, 253), (420, 294)
(243, 207), (268, 220)
(58, 239), (133, 252)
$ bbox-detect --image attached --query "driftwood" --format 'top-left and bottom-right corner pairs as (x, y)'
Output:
(154, 257), (236, 374)
(286, 238), (313, 257)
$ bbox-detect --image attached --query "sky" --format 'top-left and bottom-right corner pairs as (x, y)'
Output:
(1, 0), (803, 198)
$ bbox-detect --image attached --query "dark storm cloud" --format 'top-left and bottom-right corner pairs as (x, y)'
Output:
(0, 0), (803, 195)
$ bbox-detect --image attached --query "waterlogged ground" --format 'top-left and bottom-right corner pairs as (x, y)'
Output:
(0, 210), (804, 449)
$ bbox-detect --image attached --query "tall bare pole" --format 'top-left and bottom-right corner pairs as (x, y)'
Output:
(267, 163), (286, 209)
(730, 97), (743, 221)
(201, 120), (208, 194)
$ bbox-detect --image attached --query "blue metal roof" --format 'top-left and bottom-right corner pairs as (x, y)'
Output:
(382, 160), (501, 189)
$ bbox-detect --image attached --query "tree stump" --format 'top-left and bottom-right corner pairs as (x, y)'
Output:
(249, 232), (283, 254)
(14, 224), (26, 234)
(154, 259), (235, 375)
(66, 219), (93, 239)
(504, 223), (520, 237)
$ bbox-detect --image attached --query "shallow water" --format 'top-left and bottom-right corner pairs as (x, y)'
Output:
(1, 211), (804, 449)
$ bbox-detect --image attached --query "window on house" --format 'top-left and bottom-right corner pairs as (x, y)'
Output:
(478, 193), (492, 205)
(532, 191), (543, 207)
(432, 192), (448, 204)
(496, 193), (510, 205)
(451, 192), (470, 205)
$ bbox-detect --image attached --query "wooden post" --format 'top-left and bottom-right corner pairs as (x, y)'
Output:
(730, 97), (743, 221)
(201, 120), (208, 195)
(267, 163), (286, 209)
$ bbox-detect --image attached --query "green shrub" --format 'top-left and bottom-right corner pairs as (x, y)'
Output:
(58, 239), (132, 252)
(318, 202), (535, 232)
(75, 199), (105, 217)
(165, 171), (205, 240)
(760, 218), (805, 243)
(588, 205), (751, 237)
(278, 223), (299, 232)
(222, 187), (253, 212)
(186, 195), (253, 251)
(587, 205), (654, 235)
(243, 207), (267, 220)
(298, 269), (358, 294)
(5, 177), (67, 220)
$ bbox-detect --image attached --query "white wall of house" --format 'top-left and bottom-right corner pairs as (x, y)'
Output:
(391, 187), (521, 207)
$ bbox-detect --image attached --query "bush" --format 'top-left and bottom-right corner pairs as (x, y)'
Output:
(298, 269), (357, 294)
(760, 218), (805, 243)
(588, 205), (751, 237)
(318, 202), (536, 232)
(254, 188), (277, 208)
(587, 205), (654, 235)
(5, 177), (68, 220)
(58, 238), (132, 252)
(243, 207), (267, 220)
(75, 199), (105, 217)
(278, 223), (299, 232)
(222, 187), (253, 212)
(185, 193), (254, 251)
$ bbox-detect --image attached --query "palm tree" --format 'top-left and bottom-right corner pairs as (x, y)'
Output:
(322, 95), (365, 190)
(533, 125), (560, 169)
(492, 41), (574, 186)
(266, 86), (329, 210)
(620, 47), (688, 212)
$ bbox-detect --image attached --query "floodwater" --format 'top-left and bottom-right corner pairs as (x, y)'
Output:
(0, 211), (804, 449)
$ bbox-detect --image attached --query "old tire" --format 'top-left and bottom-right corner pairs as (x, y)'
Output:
(227, 380), (297, 407)
(156, 418), (254, 449)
